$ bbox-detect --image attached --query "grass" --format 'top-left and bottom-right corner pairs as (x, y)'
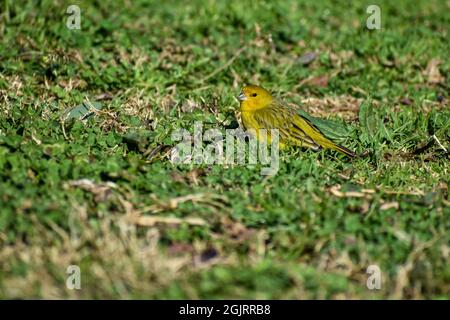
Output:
(0, 0), (449, 299)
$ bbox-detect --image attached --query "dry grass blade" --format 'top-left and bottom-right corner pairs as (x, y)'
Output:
(130, 215), (206, 227)
(379, 202), (399, 211)
(329, 185), (375, 198)
(66, 179), (118, 202)
(138, 193), (228, 214)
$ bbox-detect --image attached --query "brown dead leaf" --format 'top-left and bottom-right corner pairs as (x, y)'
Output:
(300, 74), (329, 87)
(94, 92), (114, 101)
(67, 179), (116, 203)
(400, 97), (413, 106)
(423, 58), (444, 84)
(297, 51), (318, 65)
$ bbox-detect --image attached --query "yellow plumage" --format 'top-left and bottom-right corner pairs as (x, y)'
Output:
(237, 85), (356, 158)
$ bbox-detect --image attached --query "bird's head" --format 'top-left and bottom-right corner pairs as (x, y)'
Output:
(237, 85), (273, 111)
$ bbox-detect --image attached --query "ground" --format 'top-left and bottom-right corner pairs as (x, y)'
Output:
(0, 0), (449, 299)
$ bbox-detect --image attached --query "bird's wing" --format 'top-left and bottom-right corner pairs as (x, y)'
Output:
(296, 109), (353, 142)
(253, 103), (321, 149)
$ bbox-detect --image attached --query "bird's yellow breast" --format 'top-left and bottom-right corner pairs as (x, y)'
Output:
(240, 109), (286, 148)
(241, 110), (261, 130)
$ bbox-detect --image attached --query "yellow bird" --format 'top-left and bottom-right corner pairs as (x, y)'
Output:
(237, 85), (356, 158)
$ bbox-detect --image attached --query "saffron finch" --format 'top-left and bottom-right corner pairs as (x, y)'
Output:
(237, 85), (356, 158)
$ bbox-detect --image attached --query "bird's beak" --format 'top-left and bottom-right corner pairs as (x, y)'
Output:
(237, 92), (247, 101)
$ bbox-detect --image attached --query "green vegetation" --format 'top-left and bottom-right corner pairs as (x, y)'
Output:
(0, 0), (448, 299)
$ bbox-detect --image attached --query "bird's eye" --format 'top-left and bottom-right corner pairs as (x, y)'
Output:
(251, 93), (257, 97)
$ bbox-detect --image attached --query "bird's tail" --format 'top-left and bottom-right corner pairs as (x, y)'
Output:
(295, 114), (357, 158)
(311, 134), (356, 158)
(328, 142), (356, 158)
(308, 126), (356, 158)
